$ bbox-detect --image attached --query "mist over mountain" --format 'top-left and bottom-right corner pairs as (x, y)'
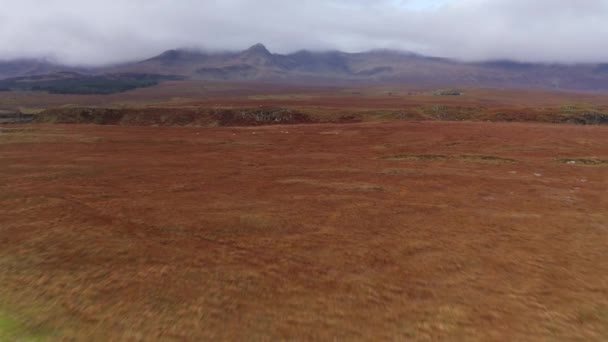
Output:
(2, 44), (608, 92)
(3, 0), (608, 65)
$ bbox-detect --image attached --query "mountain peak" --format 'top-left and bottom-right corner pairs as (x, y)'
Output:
(239, 43), (276, 67)
(245, 43), (271, 55)
(157, 49), (181, 60)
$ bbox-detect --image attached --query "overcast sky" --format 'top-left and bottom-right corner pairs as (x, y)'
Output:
(1, 0), (608, 65)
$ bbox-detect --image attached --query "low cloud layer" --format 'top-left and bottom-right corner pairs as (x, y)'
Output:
(2, 0), (608, 65)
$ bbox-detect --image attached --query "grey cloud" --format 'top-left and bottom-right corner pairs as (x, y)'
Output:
(1, 0), (608, 65)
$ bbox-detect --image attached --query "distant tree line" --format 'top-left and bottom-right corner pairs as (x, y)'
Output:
(0, 74), (181, 95)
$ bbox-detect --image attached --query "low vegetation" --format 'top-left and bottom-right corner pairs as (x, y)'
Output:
(0, 73), (181, 95)
(27, 103), (608, 127)
(34, 107), (315, 126)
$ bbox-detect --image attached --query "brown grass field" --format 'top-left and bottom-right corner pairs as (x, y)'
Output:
(1, 115), (607, 340)
(2, 81), (608, 113)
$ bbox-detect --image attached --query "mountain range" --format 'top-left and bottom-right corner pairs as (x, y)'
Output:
(2, 44), (608, 91)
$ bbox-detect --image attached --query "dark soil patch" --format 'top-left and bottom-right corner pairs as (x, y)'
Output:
(382, 154), (516, 164)
(35, 107), (316, 127)
(211, 108), (316, 126)
(382, 154), (449, 161)
(457, 154), (517, 164)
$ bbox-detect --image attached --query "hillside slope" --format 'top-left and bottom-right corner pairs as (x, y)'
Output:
(3, 44), (608, 91)
(104, 44), (608, 91)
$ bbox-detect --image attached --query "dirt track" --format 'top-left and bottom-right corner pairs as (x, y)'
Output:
(1, 122), (607, 340)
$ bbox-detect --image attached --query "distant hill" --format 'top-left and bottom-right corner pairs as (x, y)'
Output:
(0, 59), (83, 79)
(102, 44), (608, 91)
(3, 44), (608, 91)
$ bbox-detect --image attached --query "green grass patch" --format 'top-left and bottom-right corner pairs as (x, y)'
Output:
(0, 311), (49, 341)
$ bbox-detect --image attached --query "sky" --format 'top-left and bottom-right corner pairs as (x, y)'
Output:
(1, 0), (608, 65)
